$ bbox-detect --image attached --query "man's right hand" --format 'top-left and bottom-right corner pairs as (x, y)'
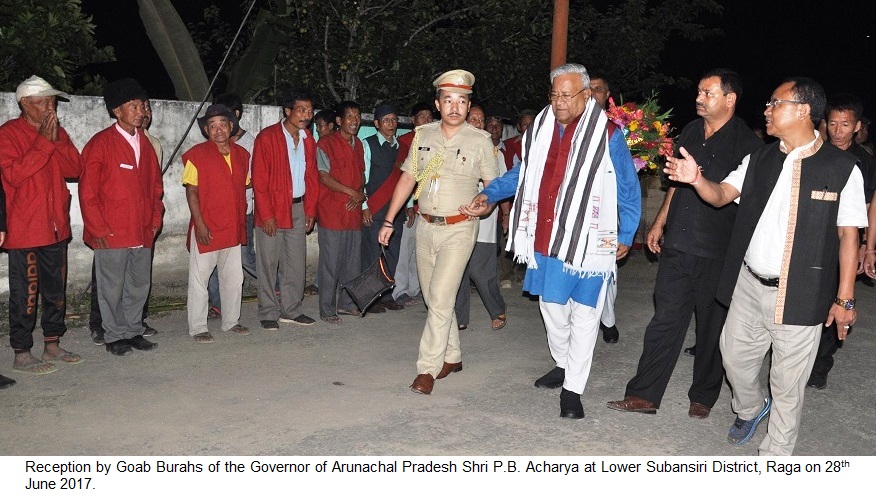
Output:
(646, 223), (664, 254)
(664, 147), (701, 184)
(262, 218), (278, 237)
(405, 207), (416, 228)
(93, 236), (110, 249)
(346, 191), (366, 210)
(461, 193), (492, 218)
(378, 225), (394, 246)
(39, 110), (59, 142)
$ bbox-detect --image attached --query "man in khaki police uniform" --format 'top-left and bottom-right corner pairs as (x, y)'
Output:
(378, 70), (498, 395)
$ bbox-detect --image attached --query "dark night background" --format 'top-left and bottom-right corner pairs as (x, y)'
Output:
(82, 0), (876, 132)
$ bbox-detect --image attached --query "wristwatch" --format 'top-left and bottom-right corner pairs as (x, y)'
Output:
(834, 297), (856, 310)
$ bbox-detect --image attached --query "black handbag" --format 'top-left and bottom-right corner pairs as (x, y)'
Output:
(341, 247), (395, 315)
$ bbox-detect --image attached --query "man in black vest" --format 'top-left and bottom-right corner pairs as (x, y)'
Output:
(807, 94), (876, 389)
(361, 103), (405, 311)
(664, 77), (867, 455)
(607, 69), (762, 419)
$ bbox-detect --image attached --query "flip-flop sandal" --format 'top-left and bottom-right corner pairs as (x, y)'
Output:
(13, 360), (58, 375)
(321, 315), (342, 324)
(43, 350), (83, 364)
(337, 309), (359, 316)
(193, 332), (215, 343)
(227, 324), (250, 336)
(491, 314), (507, 331)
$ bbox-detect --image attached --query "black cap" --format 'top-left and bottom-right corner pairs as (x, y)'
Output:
(374, 103), (399, 121)
(197, 104), (240, 139)
(104, 78), (148, 114)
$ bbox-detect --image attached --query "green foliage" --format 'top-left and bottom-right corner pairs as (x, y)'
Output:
(0, 0), (114, 93)
(138, 0), (209, 101)
(190, 0), (722, 114)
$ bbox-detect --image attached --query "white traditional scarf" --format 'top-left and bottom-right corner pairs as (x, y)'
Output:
(507, 99), (618, 276)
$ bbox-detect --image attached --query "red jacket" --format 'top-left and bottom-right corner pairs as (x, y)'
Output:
(502, 135), (521, 171)
(182, 140), (250, 253)
(79, 125), (164, 249)
(252, 122), (319, 229)
(0, 116), (82, 249)
(316, 132), (365, 230)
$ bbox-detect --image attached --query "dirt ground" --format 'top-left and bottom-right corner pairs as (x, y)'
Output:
(1, 252), (874, 456)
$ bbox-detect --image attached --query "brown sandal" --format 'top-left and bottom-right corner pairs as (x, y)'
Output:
(491, 314), (507, 331)
(193, 332), (214, 343)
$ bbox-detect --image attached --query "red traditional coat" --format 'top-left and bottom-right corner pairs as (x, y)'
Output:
(182, 140), (250, 253)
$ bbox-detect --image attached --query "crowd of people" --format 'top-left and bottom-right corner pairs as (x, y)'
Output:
(1, 63), (873, 456)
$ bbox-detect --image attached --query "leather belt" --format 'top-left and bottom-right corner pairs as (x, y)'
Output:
(292, 196), (303, 204)
(420, 213), (467, 225)
(744, 262), (779, 287)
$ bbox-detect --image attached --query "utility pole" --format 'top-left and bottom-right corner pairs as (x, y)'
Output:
(550, 0), (569, 70)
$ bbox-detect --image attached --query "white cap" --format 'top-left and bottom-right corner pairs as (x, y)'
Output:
(15, 75), (70, 102)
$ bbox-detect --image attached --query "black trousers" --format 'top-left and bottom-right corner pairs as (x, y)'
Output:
(625, 248), (727, 407)
(7, 242), (68, 351)
(811, 323), (841, 378)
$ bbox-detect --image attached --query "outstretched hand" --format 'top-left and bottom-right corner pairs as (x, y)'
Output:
(460, 193), (493, 218)
(664, 147), (701, 184)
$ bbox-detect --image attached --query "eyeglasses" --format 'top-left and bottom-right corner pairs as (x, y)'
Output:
(378, 117), (398, 124)
(765, 99), (804, 108)
(549, 88), (587, 103)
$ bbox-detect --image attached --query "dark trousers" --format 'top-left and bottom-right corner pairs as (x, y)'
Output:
(811, 323), (841, 378)
(89, 254), (150, 332)
(7, 242), (68, 351)
(454, 241), (506, 325)
(318, 227), (361, 317)
(625, 248), (727, 408)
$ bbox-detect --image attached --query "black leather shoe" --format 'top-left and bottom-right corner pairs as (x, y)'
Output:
(0, 374), (16, 389)
(560, 388), (585, 419)
(601, 324), (619, 343)
(534, 366), (565, 389)
(683, 344), (697, 357)
(105, 340), (133, 356)
(128, 335), (157, 351)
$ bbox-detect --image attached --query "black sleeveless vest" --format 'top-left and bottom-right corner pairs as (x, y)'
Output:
(364, 134), (399, 196)
(716, 140), (858, 325)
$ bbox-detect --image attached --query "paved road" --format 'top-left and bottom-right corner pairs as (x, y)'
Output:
(1, 252), (873, 456)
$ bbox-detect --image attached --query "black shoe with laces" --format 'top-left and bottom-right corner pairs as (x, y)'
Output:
(128, 335), (157, 351)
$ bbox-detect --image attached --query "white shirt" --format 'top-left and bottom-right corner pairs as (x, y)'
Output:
(722, 132), (868, 277)
(476, 145), (505, 244)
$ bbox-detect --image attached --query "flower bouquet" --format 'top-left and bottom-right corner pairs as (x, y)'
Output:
(605, 92), (674, 173)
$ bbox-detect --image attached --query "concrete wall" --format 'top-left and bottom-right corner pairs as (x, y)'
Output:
(0, 93), (314, 298)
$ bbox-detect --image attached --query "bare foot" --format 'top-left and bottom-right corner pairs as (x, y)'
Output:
(42, 342), (83, 364)
(13, 351), (57, 375)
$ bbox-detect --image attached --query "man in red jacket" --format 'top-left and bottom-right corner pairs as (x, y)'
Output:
(0, 75), (83, 375)
(182, 104), (251, 342)
(252, 90), (319, 330)
(316, 101), (367, 323)
(80, 78), (164, 356)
